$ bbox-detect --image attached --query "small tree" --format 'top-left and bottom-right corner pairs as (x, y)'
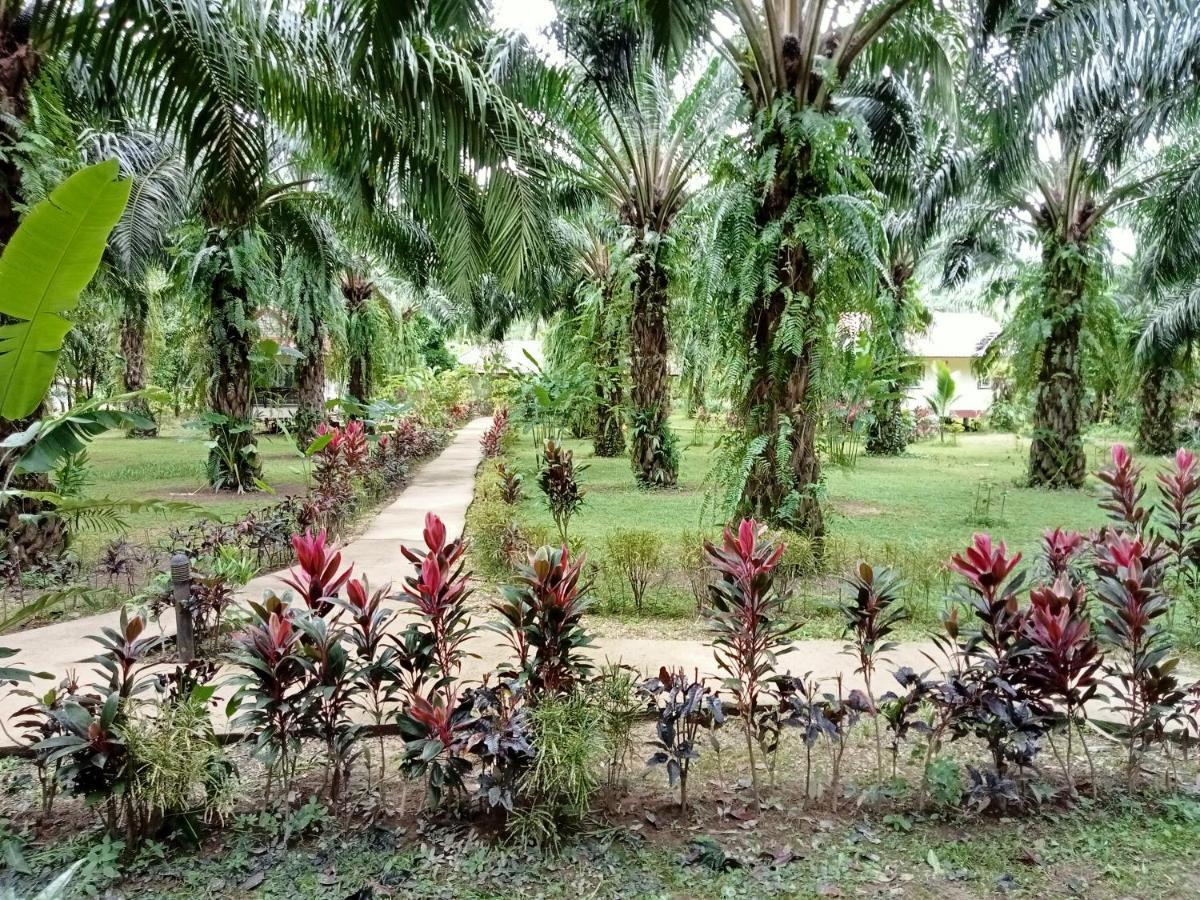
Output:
(924, 362), (959, 443)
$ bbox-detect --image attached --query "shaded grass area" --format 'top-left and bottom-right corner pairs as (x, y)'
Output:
(43, 792), (1199, 898)
(66, 423), (306, 564)
(476, 416), (1183, 642)
(504, 416), (1125, 559)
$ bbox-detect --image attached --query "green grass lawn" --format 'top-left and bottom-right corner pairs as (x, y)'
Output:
(484, 414), (1193, 640)
(69, 423), (307, 563)
(504, 414), (1131, 562)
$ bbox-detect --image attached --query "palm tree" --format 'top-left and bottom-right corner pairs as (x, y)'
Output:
(859, 71), (972, 455)
(563, 62), (729, 486)
(1135, 283), (1199, 455)
(557, 214), (635, 457)
(35, 0), (556, 488)
(972, 0), (1200, 487)
(84, 130), (190, 437)
(695, 0), (953, 537)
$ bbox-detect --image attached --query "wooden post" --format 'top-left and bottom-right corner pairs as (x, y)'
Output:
(171, 552), (196, 662)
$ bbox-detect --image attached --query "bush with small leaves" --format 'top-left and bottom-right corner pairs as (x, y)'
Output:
(603, 528), (663, 613)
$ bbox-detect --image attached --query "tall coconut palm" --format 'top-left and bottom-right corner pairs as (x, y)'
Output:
(974, 0), (1200, 487)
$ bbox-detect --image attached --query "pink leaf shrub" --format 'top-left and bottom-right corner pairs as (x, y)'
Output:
(281, 530), (352, 617)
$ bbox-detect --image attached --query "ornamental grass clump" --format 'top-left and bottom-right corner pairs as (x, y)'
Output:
(704, 519), (797, 808)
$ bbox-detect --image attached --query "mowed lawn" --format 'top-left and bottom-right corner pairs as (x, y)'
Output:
(503, 415), (1146, 566)
(70, 424), (305, 562)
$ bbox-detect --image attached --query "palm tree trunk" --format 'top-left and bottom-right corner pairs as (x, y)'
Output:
(1028, 238), (1088, 489)
(342, 274), (373, 406)
(739, 238), (825, 539)
(206, 248), (261, 491)
(867, 269), (911, 456)
(593, 322), (625, 457)
(293, 332), (325, 449)
(120, 293), (157, 437)
(629, 248), (676, 487)
(1136, 358), (1176, 456)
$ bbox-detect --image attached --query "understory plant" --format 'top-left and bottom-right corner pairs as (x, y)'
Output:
(603, 528), (663, 613)
(538, 439), (586, 543)
(227, 596), (308, 803)
(840, 562), (905, 778)
(640, 666), (724, 811)
(395, 513), (477, 806)
(492, 545), (594, 698)
(480, 408), (509, 458)
(280, 530), (353, 617)
(704, 519), (797, 808)
(495, 461), (523, 504)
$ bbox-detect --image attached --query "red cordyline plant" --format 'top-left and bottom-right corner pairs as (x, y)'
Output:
(281, 530), (353, 617)
(1042, 527), (1084, 580)
(396, 690), (473, 805)
(705, 519), (797, 808)
(1092, 530), (1184, 789)
(1023, 574), (1103, 795)
(1156, 447), (1200, 590)
(228, 597), (309, 801)
(1097, 444), (1150, 535)
(492, 545), (594, 698)
(399, 513), (476, 688)
(340, 576), (398, 789)
(948, 533), (1026, 668)
(840, 562), (905, 777)
(480, 407), (509, 458)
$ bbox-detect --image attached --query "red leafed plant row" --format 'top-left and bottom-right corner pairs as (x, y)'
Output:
(10, 446), (1200, 850)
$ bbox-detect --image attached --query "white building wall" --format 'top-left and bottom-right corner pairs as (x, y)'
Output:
(906, 356), (994, 416)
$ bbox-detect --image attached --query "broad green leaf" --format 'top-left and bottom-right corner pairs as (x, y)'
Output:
(0, 160), (131, 419)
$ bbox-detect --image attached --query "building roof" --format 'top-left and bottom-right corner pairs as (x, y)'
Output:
(909, 311), (1001, 359)
(454, 340), (543, 374)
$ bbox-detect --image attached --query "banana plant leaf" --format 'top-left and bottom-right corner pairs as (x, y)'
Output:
(0, 160), (132, 420)
(0, 390), (160, 475)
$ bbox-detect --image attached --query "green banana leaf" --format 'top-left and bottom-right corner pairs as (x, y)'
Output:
(0, 160), (131, 420)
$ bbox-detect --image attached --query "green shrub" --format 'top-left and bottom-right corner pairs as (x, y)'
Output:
(509, 693), (605, 849)
(587, 663), (642, 788)
(467, 490), (515, 577)
(123, 689), (236, 842)
(602, 528), (663, 613)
